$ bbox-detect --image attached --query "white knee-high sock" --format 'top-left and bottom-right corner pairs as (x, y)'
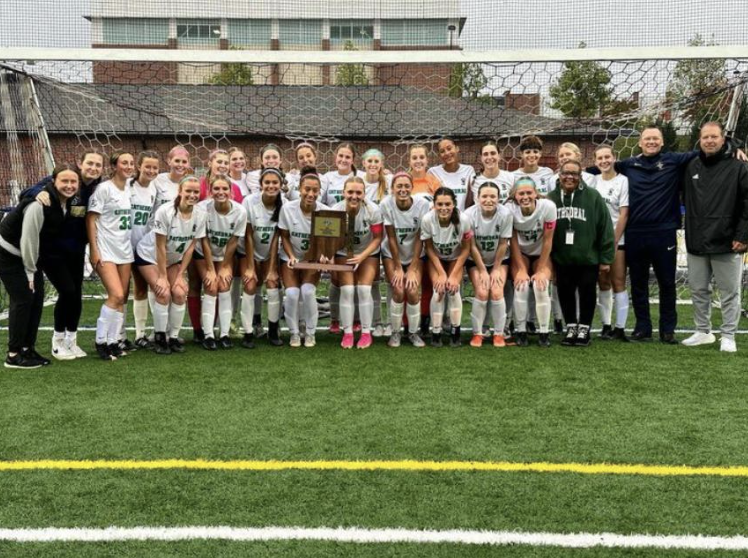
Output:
(491, 298), (507, 334)
(551, 285), (563, 320)
(96, 305), (115, 344)
(241, 292), (255, 334)
(202, 294), (217, 338)
(471, 299), (488, 334)
(598, 289), (613, 326)
(513, 287), (529, 332)
(153, 301), (169, 333)
(431, 291), (444, 333)
(371, 280), (382, 325)
(340, 285), (355, 334)
(267, 288), (281, 323)
(120, 302), (128, 339)
(534, 283), (551, 333)
(448, 291), (462, 329)
(406, 303), (421, 334)
(301, 283), (318, 335)
(614, 291), (629, 329)
(231, 278), (241, 319)
(284, 287), (300, 334)
(218, 291), (232, 337)
(356, 285), (373, 333)
(133, 298), (149, 339)
(329, 283), (340, 321)
(108, 310), (124, 344)
(390, 300), (404, 333)
(169, 303), (186, 338)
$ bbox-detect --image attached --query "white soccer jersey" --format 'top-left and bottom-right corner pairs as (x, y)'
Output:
(547, 170), (596, 194)
(508, 198), (557, 257)
(590, 174), (629, 245)
(331, 200), (384, 256)
(465, 204), (513, 265)
(128, 179), (157, 249)
(420, 210), (472, 261)
(428, 164), (475, 210)
(321, 170), (366, 206)
(364, 175), (392, 204)
(88, 179), (133, 264)
(241, 192), (282, 261)
(471, 172), (515, 204)
(286, 171), (329, 202)
(136, 204), (207, 267)
(152, 173), (180, 213)
(244, 170), (261, 197)
(512, 166), (555, 195)
(194, 199), (247, 261)
(278, 199), (329, 261)
(380, 195), (431, 264)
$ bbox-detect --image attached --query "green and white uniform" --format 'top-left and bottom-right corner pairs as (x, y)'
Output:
(278, 199), (329, 262)
(88, 179), (133, 264)
(428, 164), (475, 210)
(194, 199), (247, 261)
(380, 195), (430, 265)
(465, 204), (513, 265)
(420, 209), (472, 261)
(136, 204), (207, 266)
(241, 192), (281, 261)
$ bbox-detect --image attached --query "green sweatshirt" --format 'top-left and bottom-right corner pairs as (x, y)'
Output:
(548, 182), (615, 266)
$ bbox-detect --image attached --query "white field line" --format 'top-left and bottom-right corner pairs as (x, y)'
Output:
(1, 526), (748, 550)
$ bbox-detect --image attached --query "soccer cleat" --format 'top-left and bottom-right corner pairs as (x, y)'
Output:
(629, 330), (653, 343)
(202, 337), (217, 351)
(341, 332), (355, 349)
(304, 334), (316, 348)
(52, 338), (75, 361)
(660, 332), (678, 345)
(515, 332), (529, 347)
(134, 336), (153, 350)
(119, 338), (137, 352)
(721, 337), (737, 353)
(388, 332), (401, 348)
(575, 326), (591, 347)
(419, 316), (431, 339)
(450, 326), (462, 348)
(492, 334), (506, 348)
(538, 333), (551, 348)
(611, 327), (629, 342)
(4, 352), (43, 369)
(241, 333), (255, 349)
(108, 343), (125, 358)
(153, 333), (171, 355)
(328, 320), (341, 334)
(357, 332), (373, 349)
(681, 332), (716, 347)
(289, 334), (302, 348)
(430, 332), (443, 348)
(599, 325), (613, 340)
(554, 319), (564, 334)
(168, 337), (185, 353)
(562, 325), (578, 347)
(470, 334), (484, 348)
(408, 332), (426, 348)
(95, 343), (116, 361)
(192, 329), (205, 345)
(384, 324), (393, 337)
(353, 321), (362, 333)
(218, 336), (233, 350)
(268, 321), (284, 346)
(372, 324), (385, 338)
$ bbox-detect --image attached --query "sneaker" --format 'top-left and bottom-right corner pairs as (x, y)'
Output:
(409, 332), (426, 348)
(630, 330), (653, 343)
(357, 332), (373, 349)
(119, 339), (137, 352)
(134, 336), (152, 350)
(554, 319), (564, 334)
(388, 332), (402, 348)
(341, 332), (354, 349)
(168, 337), (185, 353)
(4, 352), (43, 369)
(328, 320), (341, 334)
(304, 334), (316, 348)
(515, 332), (529, 347)
(660, 332), (678, 345)
(576, 326), (591, 347)
(218, 336), (233, 350)
(538, 332), (551, 348)
(52, 338), (75, 361)
(108, 343), (125, 358)
(153, 333), (171, 355)
(241, 333), (255, 349)
(681, 332), (716, 347)
(372, 324), (385, 338)
(384, 324), (393, 337)
(526, 321), (537, 335)
(599, 325), (613, 340)
(492, 334), (506, 348)
(23, 348), (50, 366)
(289, 334), (302, 348)
(562, 325), (578, 347)
(65, 338), (87, 358)
(202, 337), (217, 351)
(721, 337), (737, 353)
(470, 334), (483, 348)
(353, 321), (362, 333)
(611, 327), (629, 342)
(431, 332), (443, 348)
(95, 343), (116, 361)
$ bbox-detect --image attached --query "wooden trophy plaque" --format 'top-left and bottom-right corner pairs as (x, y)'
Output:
(294, 209), (355, 271)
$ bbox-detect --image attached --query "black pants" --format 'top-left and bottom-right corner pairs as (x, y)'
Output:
(41, 249), (84, 333)
(0, 248), (44, 353)
(626, 228), (678, 335)
(555, 263), (598, 327)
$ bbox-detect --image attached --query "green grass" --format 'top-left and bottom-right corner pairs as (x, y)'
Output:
(1, 302), (748, 556)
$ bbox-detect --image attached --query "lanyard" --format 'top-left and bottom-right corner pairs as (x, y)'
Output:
(562, 190), (575, 230)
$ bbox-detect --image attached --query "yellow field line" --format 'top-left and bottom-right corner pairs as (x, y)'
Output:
(0, 459), (747, 477)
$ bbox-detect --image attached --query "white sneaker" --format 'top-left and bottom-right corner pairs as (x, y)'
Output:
(721, 337), (737, 353)
(289, 334), (301, 348)
(681, 332), (716, 346)
(372, 324), (385, 338)
(52, 338), (75, 361)
(304, 334), (316, 348)
(65, 336), (88, 358)
(384, 324), (393, 337)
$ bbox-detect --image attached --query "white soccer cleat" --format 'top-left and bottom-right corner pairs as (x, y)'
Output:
(52, 338), (75, 361)
(681, 332), (716, 347)
(289, 334), (302, 348)
(304, 334), (316, 348)
(720, 337), (737, 353)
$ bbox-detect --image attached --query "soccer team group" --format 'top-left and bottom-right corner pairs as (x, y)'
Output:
(1, 122), (745, 368)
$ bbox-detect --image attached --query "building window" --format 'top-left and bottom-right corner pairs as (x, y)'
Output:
(279, 19), (322, 46)
(102, 18), (169, 45)
(381, 19), (449, 46)
(177, 20), (221, 42)
(330, 20), (373, 42)
(227, 20), (271, 46)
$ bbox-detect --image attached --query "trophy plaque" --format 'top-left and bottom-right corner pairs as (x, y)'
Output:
(294, 209), (355, 271)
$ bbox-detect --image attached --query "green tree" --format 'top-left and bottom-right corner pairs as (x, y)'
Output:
(549, 42), (613, 118)
(448, 63), (489, 100)
(207, 47), (254, 86)
(336, 41), (369, 86)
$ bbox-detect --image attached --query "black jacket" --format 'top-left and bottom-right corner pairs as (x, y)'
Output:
(683, 144), (748, 255)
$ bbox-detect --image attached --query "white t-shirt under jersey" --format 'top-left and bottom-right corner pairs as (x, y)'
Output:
(508, 198), (557, 257)
(194, 199), (247, 261)
(420, 210), (473, 261)
(464, 204), (513, 265)
(88, 179), (133, 264)
(242, 192), (282, 261)
(136, 204), (207, 267)
(128, 179), (157, 250)
(277, 199), (329, 262)
(512, 167), (555, 196)
(331, 200), (384, 257)
(589, 173), (629, 245)
(471, 171), (515, 204)
(428, 164), (475, 210)
(321, 170), (366, 206)
(379, 195), (431, 265)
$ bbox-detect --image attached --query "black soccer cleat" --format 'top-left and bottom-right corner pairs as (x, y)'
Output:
(538, 332), (551, 348)
(168, 337), (185, 353)
(202, 337), (218, 351)
(218, 336), (233, 350)
(611, 327), (629, 342)
(153, 332), (171, 355)
(96, 342), (116, 361)
(241, 333), (255, 349)
(515, 332), (529, 347)
(575, 326), (592, 347)
(562, 325), (578, 347)
(268, 321), (284, 347)
(599, 325), (613, 340)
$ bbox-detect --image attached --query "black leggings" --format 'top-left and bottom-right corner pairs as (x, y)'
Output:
(555, 263), (599, 327)
(0, 248), (44, 353)
(41, 249), (85, 333)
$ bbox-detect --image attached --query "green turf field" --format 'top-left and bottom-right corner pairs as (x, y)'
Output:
(1, 300), (747, 556)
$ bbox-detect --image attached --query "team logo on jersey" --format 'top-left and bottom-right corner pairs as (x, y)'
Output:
(413, 217), (419, 226)
(192, 224), (197, 232)
(656, 162), (664, 171)
(692, 173), (699, 179)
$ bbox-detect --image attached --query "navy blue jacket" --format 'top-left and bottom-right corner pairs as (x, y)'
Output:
(20, 175), (100, 253)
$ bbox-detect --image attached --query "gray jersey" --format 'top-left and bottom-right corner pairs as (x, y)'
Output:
(380, 195), (431, 264)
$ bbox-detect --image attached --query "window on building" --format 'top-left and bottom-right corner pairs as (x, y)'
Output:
(279, 19), (322, 46)
(381, 19), (449, 46)
(102, 18), (169, 45)
(330, 20), (374, 42)
(227, 20), (271, 46)
(177, 20), (221, 42)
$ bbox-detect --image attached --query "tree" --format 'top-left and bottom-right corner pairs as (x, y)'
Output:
(448, 63), (488, 100)
(336, 41), (369, 86)
(206, 47), (254, 86)
(549, 42), (613, 118)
